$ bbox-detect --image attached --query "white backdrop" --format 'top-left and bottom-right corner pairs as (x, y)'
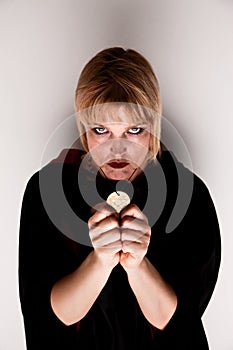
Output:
(1, 1), (232, 349)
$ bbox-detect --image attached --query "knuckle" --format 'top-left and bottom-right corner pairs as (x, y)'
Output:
(130, 203), (139, 210)
(108, 215), (118, 225)
(122, 241), (128, 250)
(88, 217), (93, 228)
(121, 229), (128, 240)
(121, 216), (132, 227)
(93, 202), (105, 210)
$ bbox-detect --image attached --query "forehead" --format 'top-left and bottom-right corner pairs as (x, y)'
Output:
(79, 102), (155, 127)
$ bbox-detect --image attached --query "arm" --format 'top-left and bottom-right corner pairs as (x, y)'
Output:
(126, 257), (177, 330)
(50, 251), (112, 326)
(119, 204), (177, 330)
(50, 203), (122, 325)
(142, 175), (221, 348)
(19, 172), (121, 347)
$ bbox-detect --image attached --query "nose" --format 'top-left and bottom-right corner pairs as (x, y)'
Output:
(110, 139), (127, 155)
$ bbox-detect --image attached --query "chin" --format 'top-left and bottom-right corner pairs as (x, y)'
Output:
(107, 171), (129, 181)
(102, 167), (130, 181)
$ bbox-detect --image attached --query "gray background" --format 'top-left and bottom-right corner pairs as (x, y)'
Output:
(0, 0), (232, 349)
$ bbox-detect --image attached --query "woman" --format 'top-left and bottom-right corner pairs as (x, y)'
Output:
(18, 47), (221, 349)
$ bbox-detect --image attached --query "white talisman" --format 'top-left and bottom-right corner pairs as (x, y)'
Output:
(106, 191), (130, 213)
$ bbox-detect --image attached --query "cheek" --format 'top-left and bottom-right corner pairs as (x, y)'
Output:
(126, 141), (149, 164)
(86, 133), (100, 151)
(130, 135), (150, 152)
(86, 139), (95, 151)
(142, 132), (151, 147)
(131, 136), (151, 162)
(86, 135), (109, 165)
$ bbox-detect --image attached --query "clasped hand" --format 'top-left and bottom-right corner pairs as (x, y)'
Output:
(88, 202), (151, 271)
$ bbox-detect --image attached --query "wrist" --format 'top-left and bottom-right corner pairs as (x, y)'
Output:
(90, 250), (118, 272)
(124, 257), (148, 276)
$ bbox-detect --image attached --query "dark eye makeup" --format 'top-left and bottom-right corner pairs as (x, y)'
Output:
(92, 127), (108, 134)
(91, 126), (145, 135)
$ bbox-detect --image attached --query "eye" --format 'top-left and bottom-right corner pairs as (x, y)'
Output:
(92, 127), (108, 134)
(128, 127), (144, 135)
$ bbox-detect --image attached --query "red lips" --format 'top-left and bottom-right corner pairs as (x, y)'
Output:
(108, 161), (129, 169)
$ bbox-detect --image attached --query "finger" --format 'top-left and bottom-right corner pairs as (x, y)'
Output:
(90, 215), (119, 234)
(122, 240), (148, 254)
(92, 201), (116, 214)
(91, 228), (121, 248)
(98, 239), (122, 253)
(88, 204), (118, 228)
(120, 204), (147, 222)
(121, 229), (150, 243)
(120, 216), (150, 233)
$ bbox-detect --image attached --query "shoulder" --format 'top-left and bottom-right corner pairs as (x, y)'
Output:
(157, 149), (215, 207)
(154, 150), (220, 239)
(23, 148), (86, 190)
(20, 148), (87, 228)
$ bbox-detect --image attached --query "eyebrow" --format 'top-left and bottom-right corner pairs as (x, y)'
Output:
(87, 123), (149, 128)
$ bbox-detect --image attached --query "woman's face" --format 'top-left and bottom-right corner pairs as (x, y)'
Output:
(85, 109), (151, 181)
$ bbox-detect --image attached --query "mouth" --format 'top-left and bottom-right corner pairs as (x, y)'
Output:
(107, 160), (129, 169)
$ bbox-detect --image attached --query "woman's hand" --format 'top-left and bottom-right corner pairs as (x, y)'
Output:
(88, 203), (122, 269)
(119, 204), (151, 271)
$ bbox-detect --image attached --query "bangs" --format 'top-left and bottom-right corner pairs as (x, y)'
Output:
(74, 47), (162, 157)
(77, 102), (158, 129)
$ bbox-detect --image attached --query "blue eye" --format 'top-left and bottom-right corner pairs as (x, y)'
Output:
(92, 127), (108, 134)
(128, 127), (144, 134)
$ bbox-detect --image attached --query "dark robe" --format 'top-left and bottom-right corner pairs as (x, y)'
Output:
(18, 147), (221, 349)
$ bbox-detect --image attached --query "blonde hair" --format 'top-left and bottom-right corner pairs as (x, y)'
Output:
(74, 47), (162, 160)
